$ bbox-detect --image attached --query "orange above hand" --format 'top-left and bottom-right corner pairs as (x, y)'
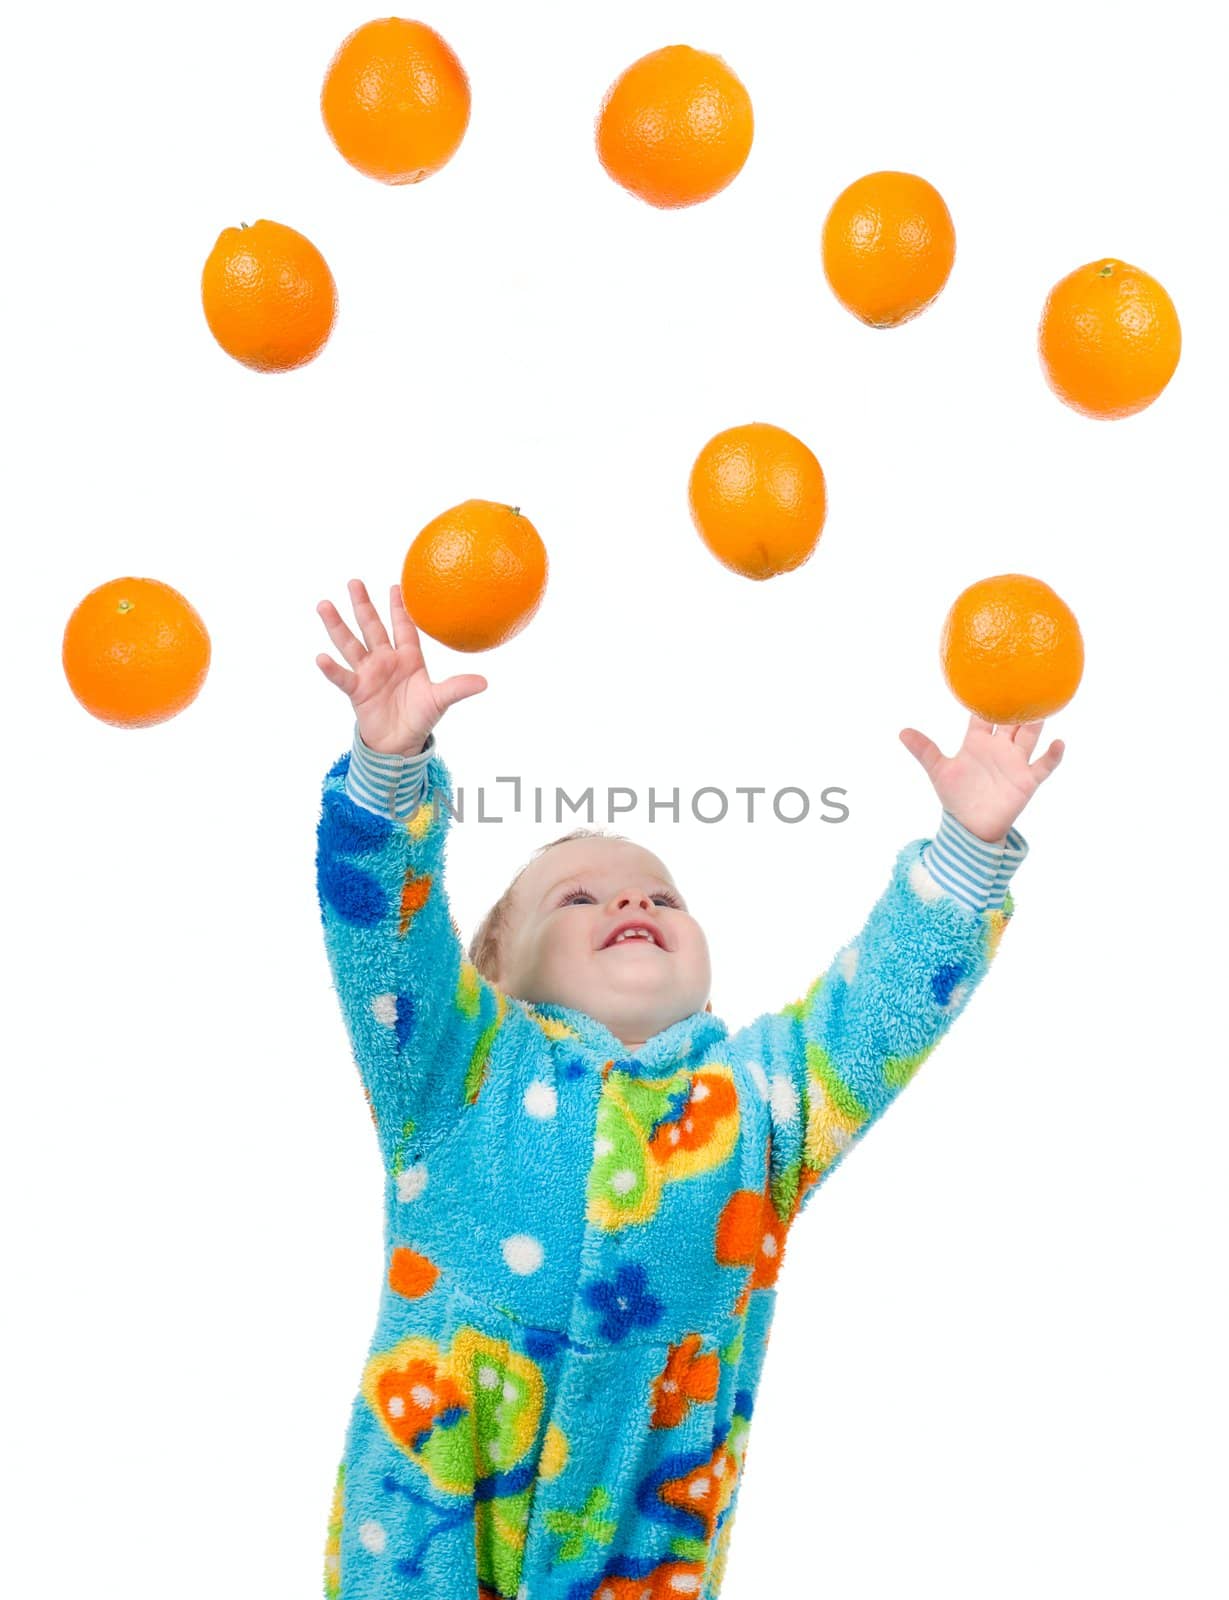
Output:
(400, 499), (548, 653)
(315, 579), (488, 758)
(902, 573), (1080, 842)
(940, 573), (1084, 725)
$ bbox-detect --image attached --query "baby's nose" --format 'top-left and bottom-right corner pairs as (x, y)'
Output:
(612, 888), (652, 910)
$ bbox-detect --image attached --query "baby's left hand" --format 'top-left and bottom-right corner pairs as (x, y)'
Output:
(899, 714), (1065, 843)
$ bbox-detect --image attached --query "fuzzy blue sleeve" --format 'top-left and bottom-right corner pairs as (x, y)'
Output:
(730, 821), (1026, 1225)
(315, 725), (507, 1166)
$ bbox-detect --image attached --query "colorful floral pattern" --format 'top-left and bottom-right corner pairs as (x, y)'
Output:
(588, 1064), (739, 1230)
(361, 1329), (545, 1497)
(642, 1408), (749, 1533)
(573, 1559), (707, 1600)
(543, 1487), (618, 1562)
(581, 1262), (665, 1342)
(651, 1335), (721, 1429)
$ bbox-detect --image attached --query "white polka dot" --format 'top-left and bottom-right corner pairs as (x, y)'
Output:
(610, 1169), (637, 1195)
(478, 1365), (499, 1390)
(410, 1384), (436, 1409)
(668, 1127), (680, 1144)
(945, 982), (970, 1012)
(502, 1234), (545, 1275)
(670, 1578), (701, 1594)
(372, 993), (397, 1026)
(358, 1520), (387, 1554)
(523, 1081), (558, 1119)
(387, 1396), (405, 1417)
(688, 1477), (710, 1499)
(713, 1456), (727, 1477)
(769, 1074), (799, 1124)
(594, 1136), (614, 1157)
(747, 1062), (770, 1101)
(661, 1379), (678, 1394)
(762, 1232), (778, 1258)
(691, 1080), (710, 1102)
(910, 859), (945, 903)
(396, 1163), (428, 1203)
(839, 946), (859, 982)
(503, 1380), (518, 1403)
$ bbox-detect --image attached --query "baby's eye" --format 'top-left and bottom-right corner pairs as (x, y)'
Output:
(559, 886), (682, 909)
(556, 889), (681, 915)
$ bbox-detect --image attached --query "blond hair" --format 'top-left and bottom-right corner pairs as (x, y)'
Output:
(467, 827), (630, 985)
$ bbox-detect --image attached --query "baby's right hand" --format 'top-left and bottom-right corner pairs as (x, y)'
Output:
(316, 579), (488, 756)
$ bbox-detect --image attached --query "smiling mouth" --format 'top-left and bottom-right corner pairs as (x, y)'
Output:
(601, 928), (666, 951)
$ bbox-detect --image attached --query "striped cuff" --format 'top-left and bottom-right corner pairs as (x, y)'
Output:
(345, 722), (436, 819)
(921, 810), (1028, 914)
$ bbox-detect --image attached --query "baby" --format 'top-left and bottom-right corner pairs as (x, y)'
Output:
(313, 578), (1063, 1600)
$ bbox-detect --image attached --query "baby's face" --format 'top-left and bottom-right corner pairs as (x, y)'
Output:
(495, 837), (712, 1049)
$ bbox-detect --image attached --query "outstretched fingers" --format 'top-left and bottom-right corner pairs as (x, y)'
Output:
(347, 578), (392, 652)
(389, 582), (422, 653)
(1010, 719), (1045, 757)
(900, 726), (945, 777)
(435, 674), (489, 715)
(1030, 738), (1065, 782)
(316, 596), (368, 672)
(315, 651), (359, 698)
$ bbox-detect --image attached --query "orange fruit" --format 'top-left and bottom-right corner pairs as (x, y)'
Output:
(688, 423), (827, 580)
(1039, 258), (1181, 419)
(940, 574), (1084, 725)
(401, 500), (548, 652)
(201, 220), (337, 372)
(62, 577), (211, 728)
(596, 45), (753, 208)
(821, 171), (956, 327)
(321, 18), (471, 185)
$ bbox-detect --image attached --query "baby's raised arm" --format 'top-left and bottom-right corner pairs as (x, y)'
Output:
(729, 714), (1063, 1231)
(313, 581), (506, 1169)
(734, 819), (1024, 1230)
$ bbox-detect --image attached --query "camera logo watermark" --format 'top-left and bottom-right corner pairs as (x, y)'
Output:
(428, 777), (850, 825)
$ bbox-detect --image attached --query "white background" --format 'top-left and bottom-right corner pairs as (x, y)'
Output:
(5, 1), (1226, 1595)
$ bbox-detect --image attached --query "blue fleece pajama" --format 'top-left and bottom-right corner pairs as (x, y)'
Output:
(316, 723), (1026, 1599)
